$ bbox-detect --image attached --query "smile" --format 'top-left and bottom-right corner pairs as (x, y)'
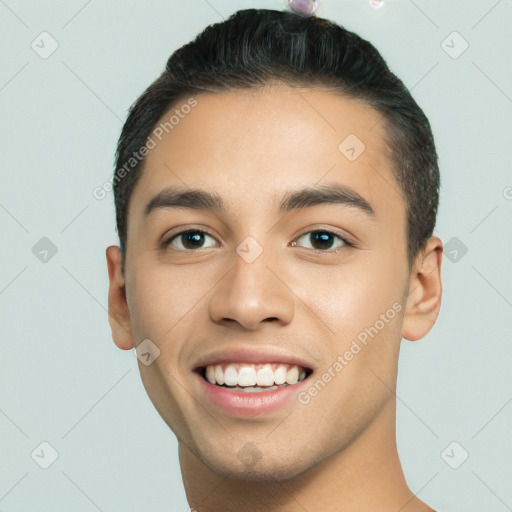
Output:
(193, 357), (314, 416)
(200, 362), (310, 392)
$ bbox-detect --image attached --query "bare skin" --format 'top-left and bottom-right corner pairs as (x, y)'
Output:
(106, 86), (442, 511)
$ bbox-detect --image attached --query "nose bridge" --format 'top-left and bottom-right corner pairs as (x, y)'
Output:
(208, 235), (295, 329)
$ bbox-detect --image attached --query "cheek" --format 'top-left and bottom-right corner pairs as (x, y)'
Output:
(126, 261), (216, 343)
(305, 257), (405, 343)
(303, 264), (404, 435)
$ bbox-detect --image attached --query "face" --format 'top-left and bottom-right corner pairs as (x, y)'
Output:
(110, 87), (421, 481)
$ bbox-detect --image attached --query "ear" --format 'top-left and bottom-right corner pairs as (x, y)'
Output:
(402, 236), (443, 341)
(106, 246), (134, 350)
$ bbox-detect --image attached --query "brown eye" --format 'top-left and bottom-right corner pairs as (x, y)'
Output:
(165, 230), (217, 250)
(292, 230), (348, 251)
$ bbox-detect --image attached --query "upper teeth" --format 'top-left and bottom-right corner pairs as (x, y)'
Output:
(205, 363), (307, 387)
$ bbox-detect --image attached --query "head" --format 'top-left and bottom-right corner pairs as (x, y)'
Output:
(107, 8), (442, 482)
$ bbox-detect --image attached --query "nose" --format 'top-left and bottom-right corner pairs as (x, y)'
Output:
(208, 244), (295, 331)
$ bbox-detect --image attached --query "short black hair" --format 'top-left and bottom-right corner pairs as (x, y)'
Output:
(113, 8), (440, 270)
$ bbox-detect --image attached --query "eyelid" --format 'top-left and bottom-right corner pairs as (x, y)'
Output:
(162, 224), (219, 242)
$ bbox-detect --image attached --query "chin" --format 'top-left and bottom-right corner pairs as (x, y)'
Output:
(199, 446), (314, 483)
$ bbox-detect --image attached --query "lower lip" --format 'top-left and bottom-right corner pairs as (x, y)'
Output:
(194, 371), (310, 416)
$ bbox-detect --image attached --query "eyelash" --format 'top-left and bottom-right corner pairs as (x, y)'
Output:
(162, 228), (353, 254)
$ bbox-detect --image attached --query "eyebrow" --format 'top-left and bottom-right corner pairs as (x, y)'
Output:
(144, 183), (375, 218)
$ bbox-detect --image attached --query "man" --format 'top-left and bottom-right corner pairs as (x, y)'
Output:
(106, 8), (442, 511)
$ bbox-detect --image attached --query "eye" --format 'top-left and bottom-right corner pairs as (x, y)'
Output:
(163, 228), (351, 253)
(291, 230), (350, 252)
(164, 229), (218, 251)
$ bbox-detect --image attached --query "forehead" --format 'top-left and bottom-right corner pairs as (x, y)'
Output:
(129, 86), (400, 220)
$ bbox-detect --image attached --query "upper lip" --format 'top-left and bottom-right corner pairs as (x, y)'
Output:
(193, 346), (317, 372)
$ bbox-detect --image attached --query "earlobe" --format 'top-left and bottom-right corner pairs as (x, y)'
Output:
(402, 236), (443, 342)
(106, 246), (134, 350)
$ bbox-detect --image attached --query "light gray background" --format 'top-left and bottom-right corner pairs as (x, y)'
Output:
(1, 1), (511, 511)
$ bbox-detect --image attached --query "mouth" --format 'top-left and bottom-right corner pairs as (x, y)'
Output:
(194, 362), (313, 393)
(192, 348), (317, 415)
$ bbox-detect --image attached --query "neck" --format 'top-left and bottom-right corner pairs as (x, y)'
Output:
(179, 398), (435, 512)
